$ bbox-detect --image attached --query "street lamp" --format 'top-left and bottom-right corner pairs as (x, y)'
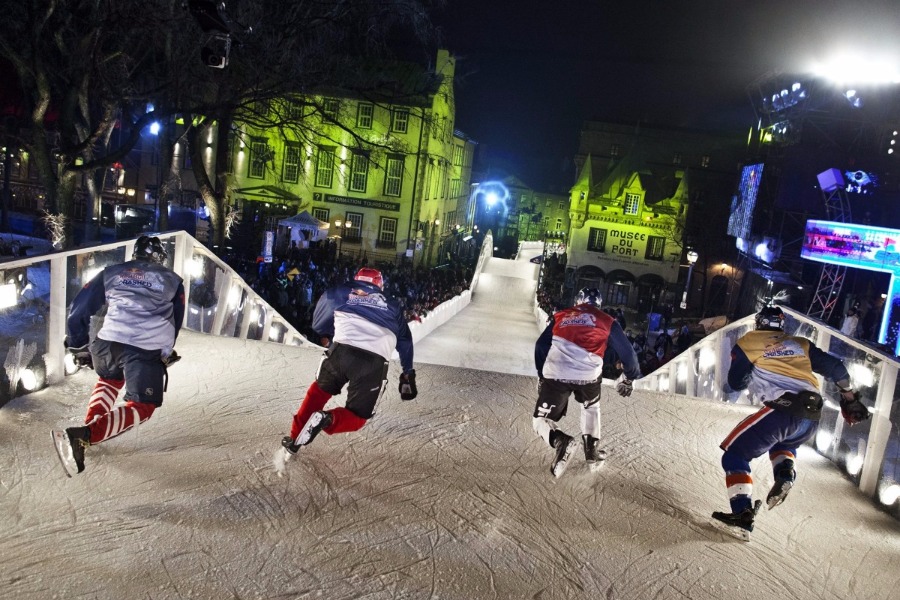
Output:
(334, 219), (344, 256)
(681, 250), (699, 310)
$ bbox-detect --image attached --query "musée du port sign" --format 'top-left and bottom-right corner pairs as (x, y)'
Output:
(314, 193), (400, 212)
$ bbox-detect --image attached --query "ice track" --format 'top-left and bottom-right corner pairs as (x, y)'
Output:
(1, 255), (898, 600)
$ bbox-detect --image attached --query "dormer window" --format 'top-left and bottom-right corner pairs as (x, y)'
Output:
(624, 193), (640, 215)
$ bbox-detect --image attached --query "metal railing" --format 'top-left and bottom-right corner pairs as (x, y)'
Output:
(634, 306), (900, 519)
(0, 231), (311, 406)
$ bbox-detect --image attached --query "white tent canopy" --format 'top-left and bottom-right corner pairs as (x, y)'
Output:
(276, 211), (329, 251)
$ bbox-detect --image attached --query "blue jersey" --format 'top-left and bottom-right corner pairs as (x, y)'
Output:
(67, 259), (185, 354)
(312, 280), (413, 372)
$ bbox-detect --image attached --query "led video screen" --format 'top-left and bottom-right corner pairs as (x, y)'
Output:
(727, 163), (764, 240)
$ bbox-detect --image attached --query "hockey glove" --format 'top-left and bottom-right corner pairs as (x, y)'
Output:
(66, 342), (93, 370)
(399, 369), (418, 401)
(161, 350), (181, 366)
(615, 374), (633, 397)
(839, 389), (870, 425)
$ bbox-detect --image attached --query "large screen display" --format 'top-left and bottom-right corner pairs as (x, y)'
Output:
(727, 163), (764, 240)
(802, 219), (900, 353)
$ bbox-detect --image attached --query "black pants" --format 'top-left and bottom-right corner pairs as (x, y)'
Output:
(316, 343), (389, 419)
(91, 338), (165, 406)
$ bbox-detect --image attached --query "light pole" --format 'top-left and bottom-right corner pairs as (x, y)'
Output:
(334, 219), (344, 257)
(680, 250), (698, 310)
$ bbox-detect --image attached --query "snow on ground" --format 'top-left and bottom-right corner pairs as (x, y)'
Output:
(1, 254), (898, 600)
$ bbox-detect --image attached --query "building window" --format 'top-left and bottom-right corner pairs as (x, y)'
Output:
(624, 193), (640, 215)
(356, 103), (374, 129)
(588, 228), (607, 252)
(556, 217), (563, 230)
(646, 235), (666, 260)
(287, 100), (302, 120)
(349, 153), (369, 193)
(673, 153), (682, 165)
(180, 141), (192, 170)
(248, 139), (268, 179)
(225, 133), (235, 174)
(384, 155), (404, 196)
(611, 144), (621, 158)
(312, 207), (329, 223)
(315, 146), (335, 188)
(452, 144), (463, 166)
(559, 200), (566, 209)
(283, 143), (301, 183)
(701, 155), (711, 168)
(323, 98), (339, 118)
(378, 217), (397, 248)
(344, 212), (363, 243)
(449, 178), (460, 199)
(391, 108), (409, 133)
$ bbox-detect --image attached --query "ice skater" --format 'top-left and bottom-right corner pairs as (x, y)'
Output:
(52, 236), (185, 476)
(714, 305), (869, 536)
(532, 287), (641, 477)
(275, 267), (416, 474)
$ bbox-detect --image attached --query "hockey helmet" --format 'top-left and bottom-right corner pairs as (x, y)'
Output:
(575, 287), (603, 308)
(354, 267), (383, 289)
(132, 236), (168, 265)
(756, 305), (785, 331)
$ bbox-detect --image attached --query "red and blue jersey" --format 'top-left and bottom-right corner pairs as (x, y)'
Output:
(535, 305), (641, 382)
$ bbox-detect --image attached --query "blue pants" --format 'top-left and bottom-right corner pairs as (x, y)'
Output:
(719, 406), (817, 512)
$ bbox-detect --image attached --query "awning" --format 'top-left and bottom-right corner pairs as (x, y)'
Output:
(277, 210), (330, 242)
(606, 269), (636, 285)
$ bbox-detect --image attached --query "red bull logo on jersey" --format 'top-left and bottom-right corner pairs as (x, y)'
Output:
(559, 312), (596, 328)
(117, 268), (153, 289)
(347, 290), (388, 309)
(762, 339), (805, 359)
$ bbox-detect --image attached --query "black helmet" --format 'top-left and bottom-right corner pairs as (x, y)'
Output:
(133, 236), (168, 264)
(575, 287), (603, 308)
(756, 305), (785, 331)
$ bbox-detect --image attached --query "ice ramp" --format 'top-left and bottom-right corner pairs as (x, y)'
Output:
(414, 251), (541, 376)
(1, 330), (898, 600)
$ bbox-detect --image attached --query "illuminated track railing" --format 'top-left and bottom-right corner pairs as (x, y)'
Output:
(632, 306), (900, 519)
(0, 231), (312, 406)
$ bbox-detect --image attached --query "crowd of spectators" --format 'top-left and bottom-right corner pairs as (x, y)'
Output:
(221, 242), (473, 342)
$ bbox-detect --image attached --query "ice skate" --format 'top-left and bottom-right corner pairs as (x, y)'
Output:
(582, 434), (607, 472)
(550, 431), (577, 478)
(766, 479), (793, 510)
(767, 460), (795, 509)
(711, 500), (762, 541)
(51, 426), (90, 477)
(297, 411), (333, 447)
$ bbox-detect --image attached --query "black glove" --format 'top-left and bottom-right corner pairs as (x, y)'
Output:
(615, 374), (633, 397)
(399, 369), (417, 401)
(839, 389), (870, 425)
(162, 350), (181, 366)
(66, 342), (93, 370)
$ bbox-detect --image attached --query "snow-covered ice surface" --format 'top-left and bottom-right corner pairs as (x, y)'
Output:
(1, 254), (899, 600)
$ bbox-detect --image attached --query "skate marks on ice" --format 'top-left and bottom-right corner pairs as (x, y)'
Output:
(1, 333), (899, 599)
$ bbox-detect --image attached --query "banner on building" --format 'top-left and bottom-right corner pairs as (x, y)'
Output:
(314, 193), (400, 212)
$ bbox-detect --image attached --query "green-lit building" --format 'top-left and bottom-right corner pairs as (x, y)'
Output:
(566, 121), (745, 313)
(134, 49), (475, 265)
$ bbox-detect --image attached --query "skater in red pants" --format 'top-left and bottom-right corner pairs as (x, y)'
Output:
(275, 267), (416, 474)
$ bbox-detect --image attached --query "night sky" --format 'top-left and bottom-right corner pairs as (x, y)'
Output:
(435, 0), (900, 189)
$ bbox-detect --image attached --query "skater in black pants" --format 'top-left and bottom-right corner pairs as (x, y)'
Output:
(532, 287), (641, 477)
(52, 236), (184, 477)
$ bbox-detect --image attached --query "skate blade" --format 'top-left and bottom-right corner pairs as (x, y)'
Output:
(551, 439), (578, 478)
(710, 517), (752, 542)
(587, 460), (606, 473)
(51, 430), (76, 478)
(273, 446), (292, 477)
(767, 482), (793, 510)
